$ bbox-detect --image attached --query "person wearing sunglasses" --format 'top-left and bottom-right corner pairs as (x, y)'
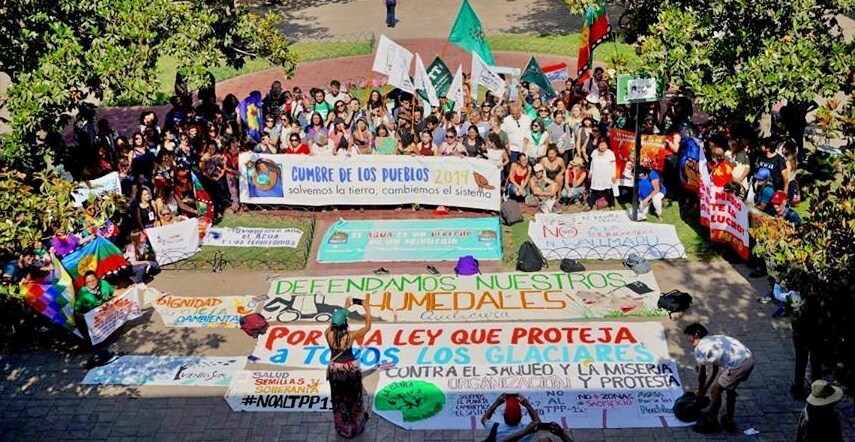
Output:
(523, 120), (549, 165)
(439, 127), (466, 157)
(283, 134), (310, 155)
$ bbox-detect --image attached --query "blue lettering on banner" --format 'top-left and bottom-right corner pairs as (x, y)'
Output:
(292, 167), (335, 183)
(381, 167), (430, 182)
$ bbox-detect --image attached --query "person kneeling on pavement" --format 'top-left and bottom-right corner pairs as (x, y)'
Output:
(480, 393), (573, 442)
(74, 270), (118, 367)
(684, 323), (755, 434)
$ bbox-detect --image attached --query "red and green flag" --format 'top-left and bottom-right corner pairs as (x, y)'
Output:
(448, 0), (494, 65)
(576, 2), (611, 83)
(60, 236), (129, 290)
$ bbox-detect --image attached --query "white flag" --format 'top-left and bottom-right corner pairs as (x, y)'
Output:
(413, 54), (439, 107)
(471, 51), (506, 98)
(373, 35), (414, 93)
(446, 65), (465, 112)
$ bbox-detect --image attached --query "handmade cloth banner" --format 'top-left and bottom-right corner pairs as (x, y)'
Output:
(528, 212), (686, 260)
(253, 321), (668, 369)
(21, 255), (81, 337)
(317, 218), (502, 263)
(238, 153), (501, 211)
(153, 294), (258, 328)
(203, 226), (303, 248)
(81, 355), (245, 386)
(374, 361), (686, 430)
(60, 236), (128, 290)
(224, 370), (332, 412)
(699, 148), (750, 259)
(144, 217), (200, 265)
(609, 129), (668, 186)
(83, 284), (144, 345)
(264, 271), (663, 324)
(72, 172), (122, 207)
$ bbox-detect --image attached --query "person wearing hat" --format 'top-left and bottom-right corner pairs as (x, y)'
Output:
(481, 393), (541, 442)
(325, 296), (372, 438)
(795, 380), (844, 441)
(684, 323), (755, 434)
(527, 163), (557, 211)
(771, 190), (802, 223)
(583, 93), (601, 122)
(752, 167), (776, 216)
(562, 156), (588, 205)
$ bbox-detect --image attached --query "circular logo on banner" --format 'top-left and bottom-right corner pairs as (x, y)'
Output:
(375, 380), (446, 422)
(76, 255), (97, 276)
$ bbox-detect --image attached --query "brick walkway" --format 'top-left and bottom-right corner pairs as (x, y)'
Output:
(2, 257), (853, 441)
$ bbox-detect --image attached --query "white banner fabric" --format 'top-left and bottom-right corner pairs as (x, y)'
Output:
(224, 370), (332, 412)
(238, 153), (501, 211)
(252, 321), (668, 369)
(414, 54), (439, 106)
(203, 227), (303, 248)
(84, 285), (145, 345)
(72, 172), (122, 207)
(145, 217), (200, 265)
(447, 65), (465, 112)
(153, 294), (259, 328)
(373, 361), (686, 430)
(528, 212), (686, 260)
(264, 271), (664, 324)
(81, 356), (245, 386)
(471, 52), (506, 98)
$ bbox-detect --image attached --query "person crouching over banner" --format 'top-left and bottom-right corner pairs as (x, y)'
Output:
(74, 271), (117, 367)
(480, 393), (572, 442)
(326, 296), (372, 439)
(123, 231), (160, 284)
(684, 323), (755, 434)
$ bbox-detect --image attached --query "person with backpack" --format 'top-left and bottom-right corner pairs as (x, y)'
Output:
(684, 323), (755, 434)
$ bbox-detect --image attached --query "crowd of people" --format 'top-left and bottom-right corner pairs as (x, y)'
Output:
(3, 63), (837, 441)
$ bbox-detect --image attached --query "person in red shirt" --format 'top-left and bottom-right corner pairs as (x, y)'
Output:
(710, 146), (734, 187)
(283, 134), (311, 155)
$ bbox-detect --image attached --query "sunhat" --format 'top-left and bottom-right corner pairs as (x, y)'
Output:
(806, 380), (843, 406)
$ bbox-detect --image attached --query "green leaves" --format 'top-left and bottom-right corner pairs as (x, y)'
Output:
(1, 0), (297, 170)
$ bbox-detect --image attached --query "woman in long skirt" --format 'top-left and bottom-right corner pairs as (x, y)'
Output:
(326, 297), (372, 438)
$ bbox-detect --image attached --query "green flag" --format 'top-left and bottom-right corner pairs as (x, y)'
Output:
(520, 57), (557, 100)
(418, 57), (453, 102)
(448, 0), (494, 65)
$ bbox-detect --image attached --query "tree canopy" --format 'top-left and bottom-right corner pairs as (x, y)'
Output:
(0, 0), (296, 171)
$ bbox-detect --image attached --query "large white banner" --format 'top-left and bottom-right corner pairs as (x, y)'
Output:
(224, 370), (331, 412)
(145, 217), (200, 265)
(252, 321), (668, 369)
(238, 153), (501, 211)
(373, 361), (686, 430)
(528, 212), (686, 260)
(153, 294), (259, 328)
(82, 356), (245, 386)
(203, 227), (303, 248)
(84, 285), (144, 345)
(264, 271), (664, 324)
(72, 172), (122, 206)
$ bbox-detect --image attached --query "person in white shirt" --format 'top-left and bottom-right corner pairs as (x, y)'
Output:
(684, 323), (755, 434)
(587, 138), (616, 210)
(310, 132), (335, 157)
(324, 80), (349, 109)
(501, 104), (533, 163)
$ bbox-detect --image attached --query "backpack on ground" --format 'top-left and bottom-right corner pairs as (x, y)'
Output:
(240, 313), (269, 338)
(672, 391), (710, 422)
(455, 255), (480, 276)
(559, 258), (585, 273)
(517, 241), (547, 272)
(500, 200), (523, 226)
(623, 253), (651, 274)
(657, 290), (693, 318)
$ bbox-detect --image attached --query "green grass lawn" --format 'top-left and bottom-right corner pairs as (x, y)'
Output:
(184, 212), (314, 271)
(502, 201), (716, 267)
(487, 33), (639, 67)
